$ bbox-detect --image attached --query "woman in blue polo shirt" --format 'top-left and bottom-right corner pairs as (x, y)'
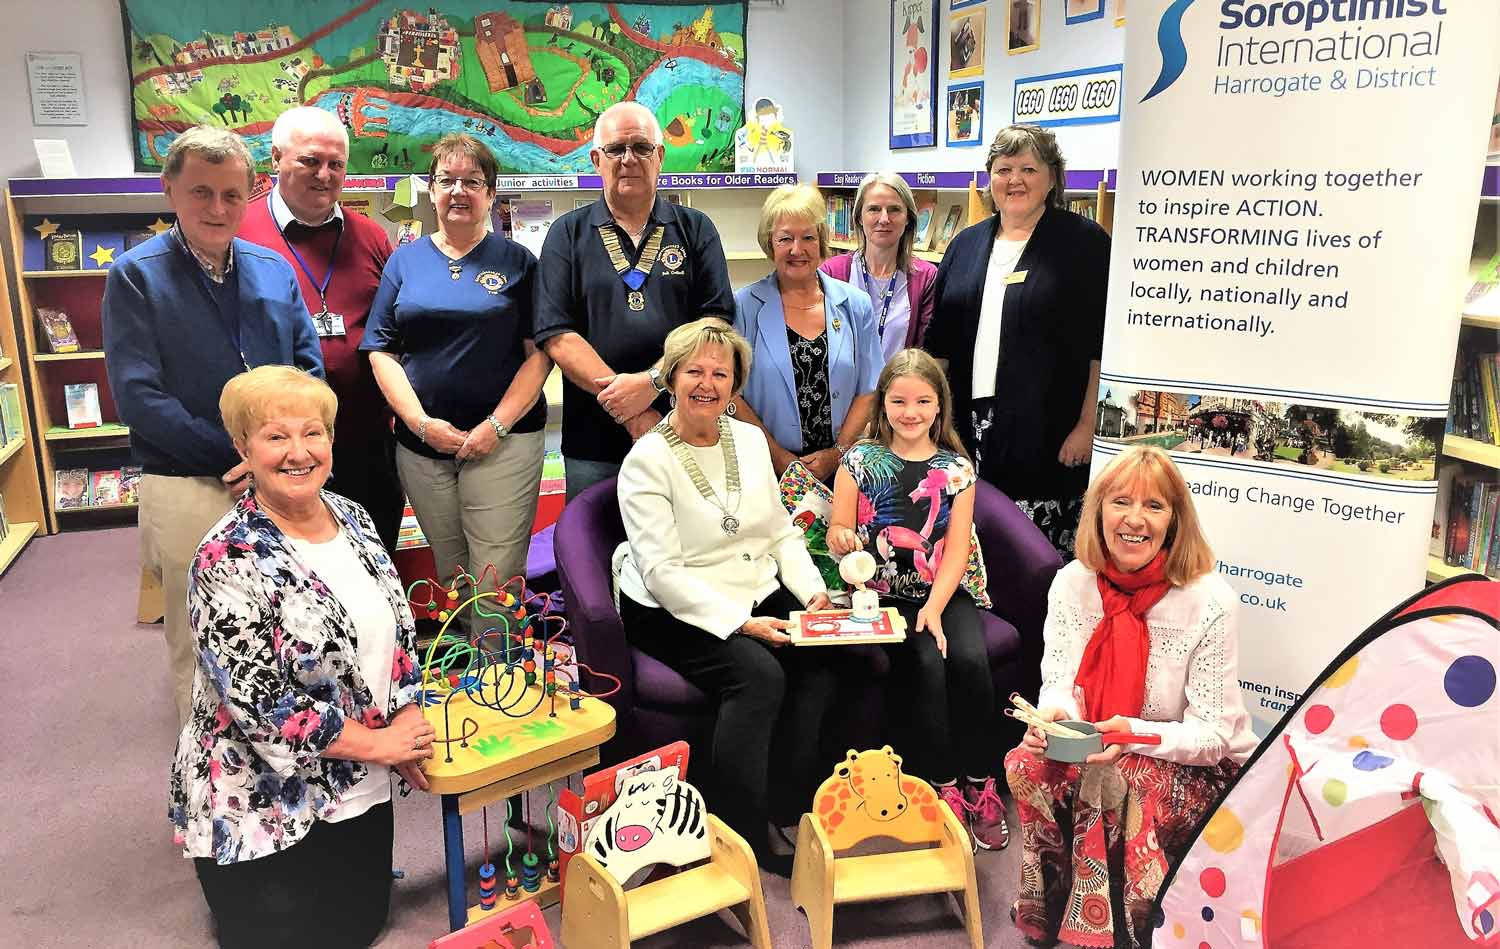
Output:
(364, 134), (551, 618)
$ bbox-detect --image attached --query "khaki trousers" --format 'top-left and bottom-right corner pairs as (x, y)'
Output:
(139, 474), (235, 727)
(396, 432), (544, 635)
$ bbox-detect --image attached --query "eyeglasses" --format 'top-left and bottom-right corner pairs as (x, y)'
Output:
(433, 176), (488, 192)
(599, 141), (659, 161)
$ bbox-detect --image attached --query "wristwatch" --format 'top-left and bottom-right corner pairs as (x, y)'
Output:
(486, 415), (509, 439)
(647, 366), (667, 394)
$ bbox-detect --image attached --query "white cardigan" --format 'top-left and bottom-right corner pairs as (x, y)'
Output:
(614, 416), (827, 639)
(1037, 559), (1259, 766)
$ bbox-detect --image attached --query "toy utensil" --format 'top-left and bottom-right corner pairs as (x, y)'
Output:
(1043, 720), (1162, 763)
(1003, 707), (1088, 739)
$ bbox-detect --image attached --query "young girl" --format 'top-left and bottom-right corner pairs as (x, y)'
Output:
(828, 348), (1007, 850)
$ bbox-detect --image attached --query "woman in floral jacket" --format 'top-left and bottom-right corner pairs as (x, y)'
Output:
(170, 366), (433, 949)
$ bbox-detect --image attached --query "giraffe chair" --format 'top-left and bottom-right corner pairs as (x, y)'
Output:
(560, 767), (772, 949)
(791, 746), (983, 949)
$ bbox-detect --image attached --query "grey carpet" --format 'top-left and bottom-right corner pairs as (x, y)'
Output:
(0, 526), (1036, 947)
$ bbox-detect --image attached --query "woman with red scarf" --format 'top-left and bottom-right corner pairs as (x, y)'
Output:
(1003, 446), (1258, 949)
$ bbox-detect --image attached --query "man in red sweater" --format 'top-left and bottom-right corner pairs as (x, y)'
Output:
(238, 107), (403, 550)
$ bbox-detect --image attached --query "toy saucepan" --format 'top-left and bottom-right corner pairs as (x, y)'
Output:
(1042, 720), (1161, 763)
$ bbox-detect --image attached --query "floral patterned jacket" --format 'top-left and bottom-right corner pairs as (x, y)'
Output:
(169, 489), (422, 864)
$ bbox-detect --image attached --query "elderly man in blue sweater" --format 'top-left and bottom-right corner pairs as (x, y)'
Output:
(103, 126), (323, 726)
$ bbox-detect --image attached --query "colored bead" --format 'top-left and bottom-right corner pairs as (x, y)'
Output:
(500, 592), (515, 607)
(516, 608), (527, 619)
(569, 696), (582, 711)
(525, 672), (537, 686)
(545, 682), (557, 696)
(547, 858), (560, 882)
(438, 610), (450, 622)
(523, 660), (536, 673)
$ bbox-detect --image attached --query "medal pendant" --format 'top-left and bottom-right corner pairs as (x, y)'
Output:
(721, 514), (740, 535)
(628, 290), (645, 311)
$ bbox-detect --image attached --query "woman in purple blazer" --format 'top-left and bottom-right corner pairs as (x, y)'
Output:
(821, 172), (938, 361)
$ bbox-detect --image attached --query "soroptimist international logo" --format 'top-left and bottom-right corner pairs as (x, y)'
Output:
(1141, 0), (1198, 103)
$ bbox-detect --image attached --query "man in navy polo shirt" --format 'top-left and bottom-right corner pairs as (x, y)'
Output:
(103, 126), (323, 725)
(534, 101), (735, 499)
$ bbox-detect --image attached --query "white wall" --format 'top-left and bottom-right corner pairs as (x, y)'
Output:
(746, 0), (846, 178)
(842, 0), (1124, 173)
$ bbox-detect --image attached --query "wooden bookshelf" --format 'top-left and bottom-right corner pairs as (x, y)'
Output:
(0, 356), (10, 373)
(34, 350), (107, 362)
(56, 501), (139, 514)
(44, 423), (130, 441)
(0, 437), (23, 469)
(0, 521), (40, 577)
(1427, 555), (1475, 583)
(23, 270), (108, 279)
(1441, 434), (1500, 469)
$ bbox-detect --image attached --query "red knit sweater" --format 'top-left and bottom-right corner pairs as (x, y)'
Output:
(238, 192), (393, 439)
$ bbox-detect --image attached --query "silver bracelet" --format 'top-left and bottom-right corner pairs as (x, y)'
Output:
(417, 417), (430, 445)
(486, 415), (507, 439)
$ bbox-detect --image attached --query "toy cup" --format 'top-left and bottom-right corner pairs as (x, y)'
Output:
(1042, 720), (1161, 763)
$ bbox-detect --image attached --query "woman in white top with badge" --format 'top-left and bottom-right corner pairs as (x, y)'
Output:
(925, 124), (1111, 560)
(615, 317), (854, 876)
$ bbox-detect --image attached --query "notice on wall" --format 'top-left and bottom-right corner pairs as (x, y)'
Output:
(25, 51), (85, 126)
(1096, 1), (1500, 733)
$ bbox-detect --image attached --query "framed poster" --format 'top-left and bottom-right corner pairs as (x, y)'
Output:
(1007, 0), (1041, 53)
(949, 6), (986, 79)
(890, 0), (939, 149)
(1114, 0), (1126, 26)
(946, 80), (985, 147)
(1065, 0), (1106, 25)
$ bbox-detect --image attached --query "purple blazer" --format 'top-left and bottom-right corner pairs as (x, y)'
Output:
(821, 252), (938, 350)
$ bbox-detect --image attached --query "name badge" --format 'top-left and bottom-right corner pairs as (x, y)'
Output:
(314, 311), (346, 337)
(1004, 270), (1029, 285)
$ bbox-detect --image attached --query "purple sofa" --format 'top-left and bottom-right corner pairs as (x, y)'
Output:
(554, 477), (1062, 771)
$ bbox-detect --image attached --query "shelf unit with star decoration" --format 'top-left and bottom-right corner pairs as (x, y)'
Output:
(5, 186), (173, 533)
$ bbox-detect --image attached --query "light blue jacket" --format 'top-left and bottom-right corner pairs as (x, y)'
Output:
(733, 271), (884, 453)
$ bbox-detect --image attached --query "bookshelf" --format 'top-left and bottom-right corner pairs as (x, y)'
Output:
(1429, 167), (1500, 580)
(815, 169), (1118, 263)
(0, 214), (45, 571)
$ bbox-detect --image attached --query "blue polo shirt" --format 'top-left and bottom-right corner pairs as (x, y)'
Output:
(361, 234), (545, 459)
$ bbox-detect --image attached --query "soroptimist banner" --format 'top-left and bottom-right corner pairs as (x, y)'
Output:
(1096, 0), (1500, 733)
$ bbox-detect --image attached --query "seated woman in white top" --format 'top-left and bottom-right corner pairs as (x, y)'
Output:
(615, 317), (844, 877)
(1004, 445), (1257, 949)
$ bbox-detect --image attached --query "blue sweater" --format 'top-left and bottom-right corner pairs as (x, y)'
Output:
(103, 232), (324, 476)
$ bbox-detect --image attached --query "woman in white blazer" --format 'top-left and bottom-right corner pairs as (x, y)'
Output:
(615, 318), (851, 877)
(732, 185), (885, 482)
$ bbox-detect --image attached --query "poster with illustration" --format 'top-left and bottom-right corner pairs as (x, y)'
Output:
(1065, 0), (1105, 25)
(1006, 0), (1040, 53)
(890, 0), (938, 148)
(734, 96), (793, 172)
(946, 81), (984, 147)
(949, 6), (985, 78)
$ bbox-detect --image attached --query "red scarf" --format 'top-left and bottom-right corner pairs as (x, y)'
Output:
(1074, 552), (1172, 722)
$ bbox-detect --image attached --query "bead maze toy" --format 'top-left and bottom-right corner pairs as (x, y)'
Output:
(790, 746), (983, 949)
(407, 565), (623, 932)
(560, 763), (772, 949)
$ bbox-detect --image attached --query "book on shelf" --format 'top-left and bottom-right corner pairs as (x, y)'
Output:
(123, 227), (157, 250)
(64, 382), (102, 429)
(935, 204), (964, 251)
(0, 492), (8, 540)
(913, 201), (936, 250)
(55, 468), (88, 510)
(43, 228), (83, 271)
(89, 468), (123, 506)
(1465, 250), (1500, 320)
(0, 383), (22, 445)
(35, 307), (80, 354)
(1446, 350), (1500, 445)
(119, 465), (142, 505)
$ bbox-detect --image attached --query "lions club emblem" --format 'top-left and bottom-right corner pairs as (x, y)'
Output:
(475, 271), (508, 294)
(660, 244), (686, 273)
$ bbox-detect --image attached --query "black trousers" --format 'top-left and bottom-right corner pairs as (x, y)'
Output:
(329, 434), (404, 553)
(194, 802), (393, 949)
(884, 595), (997, 783)
(621, 586), (847, 856)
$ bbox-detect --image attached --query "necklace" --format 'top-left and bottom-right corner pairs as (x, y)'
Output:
(655, 414), (743, 535)
(436, 234), (480, 280)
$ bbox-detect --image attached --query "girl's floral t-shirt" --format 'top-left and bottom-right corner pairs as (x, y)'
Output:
(843, 443), (977, 601)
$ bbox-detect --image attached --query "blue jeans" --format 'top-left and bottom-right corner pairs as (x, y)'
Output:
(563, 456), (622, 502)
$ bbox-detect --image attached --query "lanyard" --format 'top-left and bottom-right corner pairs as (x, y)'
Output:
(280, 223), (342, 313)
(858, 256), (900, 334)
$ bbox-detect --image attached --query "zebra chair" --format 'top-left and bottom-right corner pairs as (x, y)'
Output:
(559, 768), (772, 949)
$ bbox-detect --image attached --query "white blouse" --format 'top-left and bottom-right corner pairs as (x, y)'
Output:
(615, 415), (827, 639)
(1036, 559), (1259, 766)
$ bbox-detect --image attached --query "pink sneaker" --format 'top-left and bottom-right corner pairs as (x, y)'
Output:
(937, 782), (973, 849)
(963, 777), (1010, 850)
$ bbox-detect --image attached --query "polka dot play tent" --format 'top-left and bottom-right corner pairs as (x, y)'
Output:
(1155, 574), (1500, 948)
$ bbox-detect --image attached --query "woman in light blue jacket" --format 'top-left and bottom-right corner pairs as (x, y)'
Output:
(733, 184), (884, 482)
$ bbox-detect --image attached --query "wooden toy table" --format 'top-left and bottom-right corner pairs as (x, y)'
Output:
(420, 677), (616, 931)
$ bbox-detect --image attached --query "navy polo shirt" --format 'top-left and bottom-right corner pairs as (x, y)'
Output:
(362, 234), (545, 459)
(533, 195), (734, 463)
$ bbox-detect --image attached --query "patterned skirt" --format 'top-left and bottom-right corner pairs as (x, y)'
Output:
(1014, 496), (1084, 564)
(1003, 748), (1238, 948)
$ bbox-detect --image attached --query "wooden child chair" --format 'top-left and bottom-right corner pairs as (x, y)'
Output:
(559, 767), (772, 949)
(790, 746), (983, 949)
